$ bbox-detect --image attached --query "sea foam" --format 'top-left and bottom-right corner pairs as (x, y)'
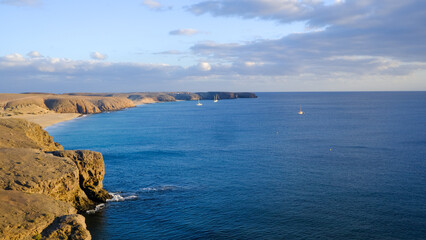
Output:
(107, 193), (138, 202)
(139, 185), (183, 192)
(86, 203), (105, 214)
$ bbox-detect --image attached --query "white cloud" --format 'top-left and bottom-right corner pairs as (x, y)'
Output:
(186, 0), (426, 80)
(143, 0), (161, 8)
(2, 2), (426, 91)
(27, 51), (42, 58)
(244, 61), (264, 67)
(0, 52), (425, 92)
(169, 29), (199, 36)
(3, 53), (26, 62)
(198, 62), (211, 71)
(90, 52), (108, 60)
(155, 50), (184, 55)
(142, 0), (170, 11)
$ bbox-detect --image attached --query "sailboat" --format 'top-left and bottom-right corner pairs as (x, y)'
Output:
(197, 99), (203, 106)
(298, 105), (304, 115)
(213, 95), (219, 102)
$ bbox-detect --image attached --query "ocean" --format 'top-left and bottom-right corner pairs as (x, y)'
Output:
(47, 92), (426, 239)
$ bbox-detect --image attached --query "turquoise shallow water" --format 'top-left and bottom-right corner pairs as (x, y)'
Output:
(47, 92), (426, 239)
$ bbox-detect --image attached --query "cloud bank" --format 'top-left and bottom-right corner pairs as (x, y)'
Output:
(1, 0), (426, 92)
(185, 0), (426, 88)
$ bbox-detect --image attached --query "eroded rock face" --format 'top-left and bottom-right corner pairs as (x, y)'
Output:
(0, 190), (78, 240)
(0, 118), (63, 151)
(44, 96), (135, 114)
(0, 118), (111, 239)
(41, 214), (91, 240)
(0, 148), (93, 212)
(50, 150), (112, 202)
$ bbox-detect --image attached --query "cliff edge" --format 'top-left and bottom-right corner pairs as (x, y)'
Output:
(0, 118), (111, 239)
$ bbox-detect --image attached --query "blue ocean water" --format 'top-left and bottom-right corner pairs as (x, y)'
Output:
(47, 92), (426, 239)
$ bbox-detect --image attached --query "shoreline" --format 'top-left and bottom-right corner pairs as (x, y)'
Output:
(1, 100), (174, 130)
(0, 91), (258, 239)
(1, 112), (83, 128)
(0, 92), (257, 129)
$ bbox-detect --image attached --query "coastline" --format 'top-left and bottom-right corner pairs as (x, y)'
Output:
(1, 112), (83, 128)
(0, 91), (257, 239)
(0, 118), (111, 240)
(0, 91), (258, 129)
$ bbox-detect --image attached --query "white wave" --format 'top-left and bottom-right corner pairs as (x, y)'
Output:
(86, 203), (105, 214)
(139, 185), (180, 192)
(106, 192), (138, 202)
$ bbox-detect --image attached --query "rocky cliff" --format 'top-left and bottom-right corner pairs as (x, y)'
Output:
(50, 150), (111, 203)
(43, 96), (135, 114)
(1, 92), (257, 118)
(195, 92), (257, 100)
(0, 118), (63, 151)
(1, 94), (135, 116)
(0, 191), (90, 240)
(0, 118), (111, 239)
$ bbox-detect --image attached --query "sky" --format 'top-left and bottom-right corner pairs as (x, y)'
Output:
(0, 0), (425, 93)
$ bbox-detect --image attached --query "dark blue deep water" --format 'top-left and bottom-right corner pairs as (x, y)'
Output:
(47, 92), (426, 239)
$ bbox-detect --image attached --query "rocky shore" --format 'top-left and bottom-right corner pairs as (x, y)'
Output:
(0, 91), (257, 239)
(0, 118), (109, 239)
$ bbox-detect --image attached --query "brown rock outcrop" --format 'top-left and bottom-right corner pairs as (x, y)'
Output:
(0, 190), (85, 240)
(0, 118), (111, 239)
(0, 148), (93, 212)
(41, 214), (91, 240)
(0, 118), (63, 151)
(1, 93), (135, 116)
(44, 96), (135, 114)
(50, 150), (111, 202)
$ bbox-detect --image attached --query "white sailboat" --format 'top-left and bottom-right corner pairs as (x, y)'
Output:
(298, 105), (304, 115)
(197, 99), (203, 106)
(213, 95), (219, 102)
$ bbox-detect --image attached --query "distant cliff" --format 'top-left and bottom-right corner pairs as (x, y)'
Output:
(1, 94), (135, 115)
(1, 92), (257, 117)
(195, 92), (257, 100)
(0, 118), (111, 239)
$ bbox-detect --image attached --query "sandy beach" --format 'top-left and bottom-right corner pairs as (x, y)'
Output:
(0, 98), (82, 128)
(3, 112), (82, 128)
(0, 92), (252, 128)
(0, 93), (135, 128)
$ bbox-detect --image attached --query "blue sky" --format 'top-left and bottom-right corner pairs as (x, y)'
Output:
(1, 0), (425, 92)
